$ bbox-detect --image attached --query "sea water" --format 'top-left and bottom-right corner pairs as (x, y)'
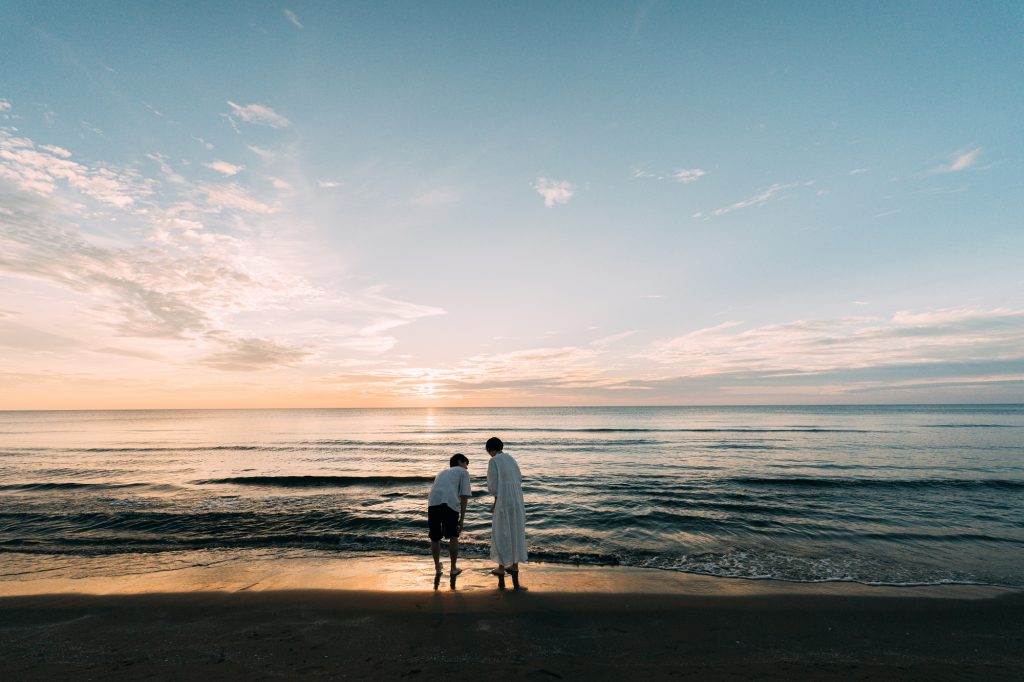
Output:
(1, 406), (1022, 586)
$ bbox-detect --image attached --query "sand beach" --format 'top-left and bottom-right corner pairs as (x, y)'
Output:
(2, 554), (1022, 680)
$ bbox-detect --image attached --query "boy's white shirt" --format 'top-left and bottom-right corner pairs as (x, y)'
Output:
(428, 467), (471, 512)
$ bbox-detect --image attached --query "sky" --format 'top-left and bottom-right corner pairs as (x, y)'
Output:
(1, 1), (1022, 409)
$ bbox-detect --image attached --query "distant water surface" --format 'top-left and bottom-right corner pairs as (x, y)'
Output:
(1, 406), (1022, 586)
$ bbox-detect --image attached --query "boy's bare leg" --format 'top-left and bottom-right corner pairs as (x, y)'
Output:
(431, 541), (442, 573)
(449, 538), (462, 575)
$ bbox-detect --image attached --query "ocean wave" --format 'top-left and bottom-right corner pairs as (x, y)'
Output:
(82, 445), (273, 452)
(11, 445), (300, 454)
(861, 531), (1024, 545)
(924, 424), (1020, 428)
(0, 482), (153, 491)
(728, 476), (1024, 489)
(3, 541), (1018, 588)
(705, 443), (783, 450)
(192, 475), (435, 487)
(0, 509), (407, 537)
(406, 427), (878, 434)
(634, 549), (1020, 587)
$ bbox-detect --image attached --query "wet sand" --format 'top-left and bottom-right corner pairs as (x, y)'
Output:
(1, 556), (1022, 679)
(1, 550), (1018, 598)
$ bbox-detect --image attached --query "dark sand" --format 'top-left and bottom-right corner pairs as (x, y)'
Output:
(2, 587), (1022, 680)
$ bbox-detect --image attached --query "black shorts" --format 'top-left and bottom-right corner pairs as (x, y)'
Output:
(428, 504), (460, 541)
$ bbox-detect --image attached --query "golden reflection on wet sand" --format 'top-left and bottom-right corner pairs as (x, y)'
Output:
(1, 553), (1014, 600)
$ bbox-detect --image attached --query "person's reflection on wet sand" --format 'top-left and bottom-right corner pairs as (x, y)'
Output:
(495, 570), (524, 591)
(433, 570), (461, 591)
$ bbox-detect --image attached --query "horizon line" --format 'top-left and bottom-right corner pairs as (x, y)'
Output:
(2, 402), (1023, 413)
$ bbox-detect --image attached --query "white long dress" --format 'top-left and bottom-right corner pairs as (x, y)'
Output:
(487, 452), (528, 566)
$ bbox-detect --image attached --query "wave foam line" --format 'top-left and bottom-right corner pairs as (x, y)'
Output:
(729, 476), (1024, 489)
(0, 482), (152, 491)
(192, 475), (435, 487)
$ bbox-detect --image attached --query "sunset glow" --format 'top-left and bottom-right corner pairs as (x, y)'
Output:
(1, 2), (1022, 408)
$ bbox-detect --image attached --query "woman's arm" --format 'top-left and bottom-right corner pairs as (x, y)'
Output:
(487, 457), (499, 512)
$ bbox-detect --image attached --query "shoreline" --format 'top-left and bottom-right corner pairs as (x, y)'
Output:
(2, 550), (1019, 599)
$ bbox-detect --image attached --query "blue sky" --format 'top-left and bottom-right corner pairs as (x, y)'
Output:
(1, 1), (1022, 407)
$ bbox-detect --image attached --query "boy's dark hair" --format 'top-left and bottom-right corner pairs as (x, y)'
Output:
(485, 437), (503, 453)
(450, 453), (469, 467)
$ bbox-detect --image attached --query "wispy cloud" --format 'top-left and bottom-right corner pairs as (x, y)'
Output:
(0, 319), (78, 350)
(590, 330), (638, 347)
(451, 347), (607, 387)
(0, 100), (11, 113)
(631, 168), (661, 179)
(318, 179), (342, 188)
(248, 145), (274, 160)
(80, 120), (105, 138)
(146, 152), (186, 184)
(694, 182), (800, 219)
(1, 128), (151, 207)
(532, 177), (575, 208)
(640, 307), (1024, 379)
(672, 168), (705, 184)
(849, 168), (869, 175)
(283, 8), (303, 29)
(204, 160), (245, 176)
(199, 182), (276, 213)
(930, 148), (981, 174)
(192, 136), (214, 150)
(0, 124), (445, 374)
(40, 144), (71, 158)
(631, 166), (705, 184)
(201, 335), (310, 371)
(93, 346), (164, 361)
(225, 101), (291, 129)
(319, 345), (626, 399)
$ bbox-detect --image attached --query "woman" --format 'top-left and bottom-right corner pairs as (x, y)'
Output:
(485, 436), (528, 590)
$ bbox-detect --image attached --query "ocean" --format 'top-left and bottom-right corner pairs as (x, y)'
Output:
(1, 406), (1022, 587)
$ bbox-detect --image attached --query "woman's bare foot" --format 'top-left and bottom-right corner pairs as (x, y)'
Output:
(509, 570), (526, 591)
(451, 567), (463, 577)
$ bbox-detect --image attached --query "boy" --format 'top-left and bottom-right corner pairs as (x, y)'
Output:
(427, 453), (471, 576)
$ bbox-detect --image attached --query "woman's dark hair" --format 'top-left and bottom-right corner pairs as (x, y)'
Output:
(485, 437), (503, 453)
(450, 453), (469, 467)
